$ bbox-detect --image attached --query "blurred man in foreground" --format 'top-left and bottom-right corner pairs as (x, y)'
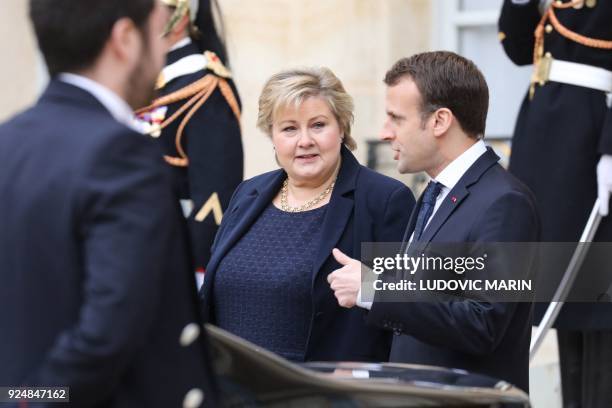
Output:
(0, 1), (216, 406)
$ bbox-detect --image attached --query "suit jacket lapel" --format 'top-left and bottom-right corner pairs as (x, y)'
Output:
(401, 194), (423, 252)
(311, 146), (358, 284)
(40, 79), (110, 115)
(206, 171), (285, 275)
(419, 147), (500, 243)
(418, 186), (469, 243)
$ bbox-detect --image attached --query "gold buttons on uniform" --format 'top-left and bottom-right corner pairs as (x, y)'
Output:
(545, 24), (553, 34)
(179, 323), (201, 347)
(183, 388), (204, 408)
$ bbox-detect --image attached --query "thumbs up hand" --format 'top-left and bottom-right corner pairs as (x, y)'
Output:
(327, 248), (362, 308)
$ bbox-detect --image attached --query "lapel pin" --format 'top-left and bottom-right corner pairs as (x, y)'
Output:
(451, 196), (457, 203)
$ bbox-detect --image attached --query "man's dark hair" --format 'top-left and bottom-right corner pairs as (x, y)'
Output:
(384, 51), (489, 139)
(29, 0), (155, 76)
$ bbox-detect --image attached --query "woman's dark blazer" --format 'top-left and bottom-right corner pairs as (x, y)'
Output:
(200, 146), (415, 362)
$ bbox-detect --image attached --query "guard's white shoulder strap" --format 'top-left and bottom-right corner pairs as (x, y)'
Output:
(161, 54), (208, 86)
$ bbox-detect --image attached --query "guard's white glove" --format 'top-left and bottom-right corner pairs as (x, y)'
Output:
(597, 154), (612, 216)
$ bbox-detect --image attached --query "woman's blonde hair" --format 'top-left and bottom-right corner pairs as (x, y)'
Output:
(257, 67), (356, 150)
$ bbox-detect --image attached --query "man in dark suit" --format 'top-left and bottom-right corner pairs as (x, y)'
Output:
(0, 1), (216, 406)
(328, 51), (539, 392)
(137, 0), (243, 285)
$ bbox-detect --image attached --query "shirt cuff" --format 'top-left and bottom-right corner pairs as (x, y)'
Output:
(356, 288), (373, 310)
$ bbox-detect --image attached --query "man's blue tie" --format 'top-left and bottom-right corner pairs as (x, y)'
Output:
(413, 181), (443, 241)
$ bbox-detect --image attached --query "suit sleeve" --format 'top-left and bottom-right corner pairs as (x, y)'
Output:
(499, 0), (542, 66)
(185, 83), (243, 269)
(26, 131), (179, 405)
(368, 191), (539, 356)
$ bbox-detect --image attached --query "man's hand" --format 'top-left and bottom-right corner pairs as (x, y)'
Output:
(597, 155), (612, 216)
(327, 248), (362, 308)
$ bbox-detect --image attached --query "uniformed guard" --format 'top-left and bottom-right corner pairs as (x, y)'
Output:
(137, 0), (243, 286)
(499, 0), (612, 405)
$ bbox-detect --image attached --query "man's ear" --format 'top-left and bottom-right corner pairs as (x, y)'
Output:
(171, 13), (191, 38)
(108, 17), (140, 64)
(432, 108), (453, 138)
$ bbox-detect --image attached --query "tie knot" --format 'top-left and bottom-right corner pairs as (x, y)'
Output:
(422, 181), (442, 205)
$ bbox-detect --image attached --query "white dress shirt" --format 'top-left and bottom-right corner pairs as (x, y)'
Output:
(58, 73), (142, 133)
(423, 139), (488, 232)
(169, 37), (192, 52)
(356, 140), (488, 310)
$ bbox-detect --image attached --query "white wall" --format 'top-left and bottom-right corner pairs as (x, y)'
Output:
(0, 0), (39, 122)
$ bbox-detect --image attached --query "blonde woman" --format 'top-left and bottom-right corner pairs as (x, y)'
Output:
(200, 67), (415, 362)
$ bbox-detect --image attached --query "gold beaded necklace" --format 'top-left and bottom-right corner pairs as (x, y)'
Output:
(280, 178), (336, 213)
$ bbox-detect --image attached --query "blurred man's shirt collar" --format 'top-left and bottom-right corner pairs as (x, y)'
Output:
(169, 37), (192, 52)
(58, 72), (141, 133)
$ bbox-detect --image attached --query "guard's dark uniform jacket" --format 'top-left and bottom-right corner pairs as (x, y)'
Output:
(499, 0), (612, 330)
(500, 1), (612, 405)
(138, 40), (244, 271)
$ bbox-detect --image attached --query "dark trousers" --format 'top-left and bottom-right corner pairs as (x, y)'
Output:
(558, 330), (612, 407)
